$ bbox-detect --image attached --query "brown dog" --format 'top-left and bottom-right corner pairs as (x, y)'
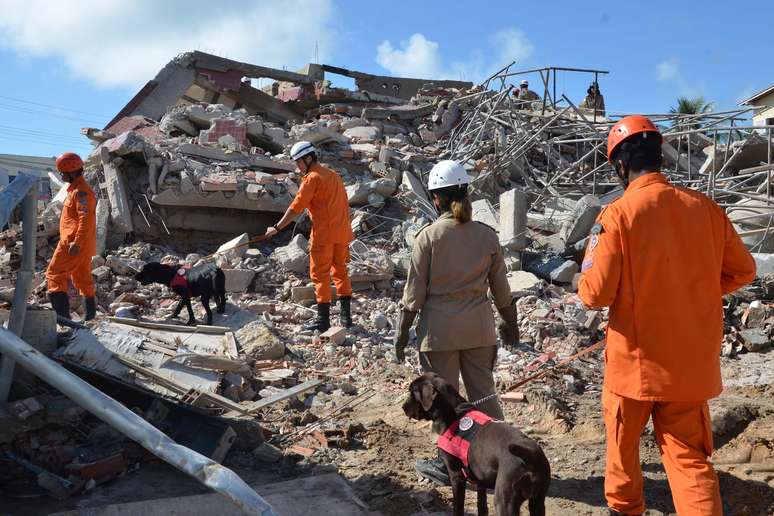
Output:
(403, 372), (550, 516)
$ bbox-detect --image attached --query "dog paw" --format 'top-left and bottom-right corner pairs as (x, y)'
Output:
(185, 320), (197, 327)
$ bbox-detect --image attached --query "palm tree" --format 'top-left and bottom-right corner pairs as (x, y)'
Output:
(670, 96), (714, 130)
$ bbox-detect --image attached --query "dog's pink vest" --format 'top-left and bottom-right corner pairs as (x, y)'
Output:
(169, 264), (192, 295)
(436, 410), (493, 469)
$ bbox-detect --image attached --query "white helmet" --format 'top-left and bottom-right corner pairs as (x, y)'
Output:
(290, 141), (316, 161)
(427, 160), (470, 191)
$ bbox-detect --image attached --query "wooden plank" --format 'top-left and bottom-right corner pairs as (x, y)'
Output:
(51, 473), (368, 516)
(242, 379), (322, 415)
(116, 356), (248, 414)
(107, 317), (229, 334)
(223, 331), (238, 359)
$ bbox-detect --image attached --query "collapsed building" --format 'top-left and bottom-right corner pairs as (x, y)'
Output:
(1, 53), (773, 513)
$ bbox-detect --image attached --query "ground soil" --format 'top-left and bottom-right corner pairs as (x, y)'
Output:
(2, 350), (773, 516)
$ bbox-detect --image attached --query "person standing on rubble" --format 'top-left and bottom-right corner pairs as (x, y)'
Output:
(394, 160), (519, 485)
(46, 152), (97, 321)
(579, 81), (606, 118)
(514, 79), (540, 109)
(265, 141), (353, 332)
(578, 115), (756, 516)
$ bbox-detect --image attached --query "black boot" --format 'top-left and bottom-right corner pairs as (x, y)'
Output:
(84, 297), (97, 321)
(339, 296), (352, 328)
(415, 451), (450, 486)
(304, 303), (330, 333)
(48, 292), (70, 320)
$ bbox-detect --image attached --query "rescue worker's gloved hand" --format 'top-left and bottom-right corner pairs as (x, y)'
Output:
(393, 309), (417, 363)
(496, 304), (519, 349)
(68, 242), (80, 257)
(265, 226), (278, 239)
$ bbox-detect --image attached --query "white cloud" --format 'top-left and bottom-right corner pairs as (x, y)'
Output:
(376, 28), (533, 82)
(657, 57), (680, 82)
(0, 0), (336, 89)
(656, 56), (702, 97)
(491, 28), (534, 65)
(376, 34), (447, 79)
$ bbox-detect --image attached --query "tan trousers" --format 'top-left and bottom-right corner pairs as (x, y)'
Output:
(419, 346), (504, 420)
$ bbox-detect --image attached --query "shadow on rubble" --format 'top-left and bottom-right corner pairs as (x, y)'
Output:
(549, 468), (773, 515)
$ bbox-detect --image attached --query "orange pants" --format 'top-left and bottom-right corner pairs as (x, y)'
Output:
(310, 243), (352, 303)
(46, 242), (95, 297)
(603, 389), (721, 515)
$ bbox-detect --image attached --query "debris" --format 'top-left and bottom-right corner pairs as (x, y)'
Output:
(272, 234), (309, 274)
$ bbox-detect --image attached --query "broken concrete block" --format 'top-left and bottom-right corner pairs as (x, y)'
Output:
(92, 265), (112, 282)
(549, 260), (580, 284)
(200, 174), (238, 192)
(499, 188), (527, 251)
(739, 328), (770, 352)
(106, 255), (145, 275)
(199, 118), (248, 147)
(471, 199), (499, 231)
(91, 255), (106, 269)
(367, 192), (385, 206)
(246, 183), (263, 200)
(343, 126), (381, 141)
(95, 199), (110, 256)
(223, 269), (255, 292)
(102, 159), (133, 233)
(104, 131), (147, 157)
(237, 320), (285, 360)
(217, 233), (249, 265)
(350, 143), (380, 159)
(370, 178), (397, 197)
(271, 234), (309, 274)
(320, 326), (347, 346)
(752, 253), (774, 278)
(507, 271), (541, 297)
(253, 442), (283, 463)
(346, 182), (370, 206)
(560, 194), (601, 245)
(291, 286), (316, 303)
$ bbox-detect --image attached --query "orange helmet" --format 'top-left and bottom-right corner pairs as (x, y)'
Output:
(607, 115), (662, 163)
(56, 152), (84, 173)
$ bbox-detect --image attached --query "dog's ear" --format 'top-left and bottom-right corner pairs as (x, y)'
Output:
(416, 381), (436, 411)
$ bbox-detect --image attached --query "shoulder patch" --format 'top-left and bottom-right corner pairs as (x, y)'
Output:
(590, 223), (604, 235)
(77, 191), (88, 197)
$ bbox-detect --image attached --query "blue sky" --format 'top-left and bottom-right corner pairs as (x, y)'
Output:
(0, 0), (772, 158)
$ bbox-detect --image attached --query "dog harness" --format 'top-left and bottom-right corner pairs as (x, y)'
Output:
(169, 264), (192, 295)
(436, 410), (493, 472)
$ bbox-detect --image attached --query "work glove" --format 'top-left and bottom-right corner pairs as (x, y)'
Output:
(497, 304), (519, 350)
(393, 309), (417, 363)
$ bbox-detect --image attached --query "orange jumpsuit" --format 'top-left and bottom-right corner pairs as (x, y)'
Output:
(289, 162), (353, 303)
(46, 175), (97, 297)
(578, 172), (755, 515)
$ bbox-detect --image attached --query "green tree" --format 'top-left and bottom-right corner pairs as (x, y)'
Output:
(670, 96), (714, 131)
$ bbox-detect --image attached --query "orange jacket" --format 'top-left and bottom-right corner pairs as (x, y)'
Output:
(289, 162), (352, 245)
(578, 173), (755, 401)
(60, 175), (97, 256)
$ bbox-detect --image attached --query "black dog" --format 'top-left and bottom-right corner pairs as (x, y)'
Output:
(403, 373), (551, 516)
(134, 262), (226, 326)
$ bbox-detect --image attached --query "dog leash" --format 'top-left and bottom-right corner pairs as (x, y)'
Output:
(471, 339), (607, 407)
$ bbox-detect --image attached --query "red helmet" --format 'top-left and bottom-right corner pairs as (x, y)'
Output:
(607, 115), (662, 163)
(56, 152), (84, 173)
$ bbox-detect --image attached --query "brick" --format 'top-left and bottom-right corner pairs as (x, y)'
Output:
(200, 174), (238, 192)
(320, 326), (347, 345)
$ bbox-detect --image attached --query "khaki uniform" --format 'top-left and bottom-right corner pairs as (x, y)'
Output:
(579, 93), (606, 117)
(401, 212), (512, 419)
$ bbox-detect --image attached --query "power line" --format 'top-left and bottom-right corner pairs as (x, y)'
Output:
(0, 102), (106, 125)
(0, 94), (111, 119)
(0, 125), (85, 142)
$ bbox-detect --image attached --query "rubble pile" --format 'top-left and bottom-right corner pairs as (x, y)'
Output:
(1, 54), (774, 507)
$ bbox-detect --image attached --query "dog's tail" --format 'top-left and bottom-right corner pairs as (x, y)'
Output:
(214, 269), (226, 313)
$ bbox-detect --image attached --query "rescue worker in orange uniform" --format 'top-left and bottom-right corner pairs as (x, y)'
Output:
(46, 152), (98, 321)
(265, 141), (353, 332)
(578, 115), (756, 516)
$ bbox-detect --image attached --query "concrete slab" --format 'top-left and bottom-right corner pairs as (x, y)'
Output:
(52, 473), (367, 516)
(471, 199), (499, 232)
